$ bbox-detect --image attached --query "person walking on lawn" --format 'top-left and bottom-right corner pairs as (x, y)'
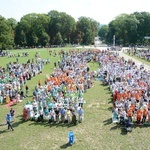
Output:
(6, 113), (14, 131)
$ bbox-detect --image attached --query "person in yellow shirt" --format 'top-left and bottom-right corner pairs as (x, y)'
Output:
(66, 109), (72, 124)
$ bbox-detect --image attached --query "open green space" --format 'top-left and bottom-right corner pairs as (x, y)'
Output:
(0, 48), (150, 150)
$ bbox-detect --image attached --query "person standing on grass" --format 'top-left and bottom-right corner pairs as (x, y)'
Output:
(10, 108), (15, 122)
(6, 114), (14, 131)
(77, 107), (84, 123)
(25, 85), (29, 97)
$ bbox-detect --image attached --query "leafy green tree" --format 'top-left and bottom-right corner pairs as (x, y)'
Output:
(54, 32), (63, 45)
(98, 25), (109, 42)
(0, 15), (14, 49)
(106, 14), (138, 45)
(76, 17), (99, 45)
(39, 31), (50, 46)
(133, 12), (150, 45)
(15, 13), (50, 47)
(48, 10), (76, 45)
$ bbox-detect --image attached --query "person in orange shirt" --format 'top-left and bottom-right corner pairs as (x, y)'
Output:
(122, 91), (128, 100)
(130, 104), (135, 113)
(116, 92), (121, 101)
(136, 109), (143, 124)
(142, 108), (148, 123)
(127, 109), (133, 122)
(135, 92), (140, 102)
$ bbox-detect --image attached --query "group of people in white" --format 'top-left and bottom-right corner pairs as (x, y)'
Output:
(0, 52), (50, 105)
(96, 50), (150, 127)
(23, 49), (97, 124)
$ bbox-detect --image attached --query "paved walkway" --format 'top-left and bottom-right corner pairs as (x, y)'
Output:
(118, 50), (150, 71)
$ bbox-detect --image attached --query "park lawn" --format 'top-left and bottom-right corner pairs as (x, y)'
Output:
(0, 48), (150, 150)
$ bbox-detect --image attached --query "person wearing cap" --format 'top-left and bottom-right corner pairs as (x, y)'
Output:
(6, 113), (14, 131)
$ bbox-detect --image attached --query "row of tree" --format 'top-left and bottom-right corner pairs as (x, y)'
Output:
(98, 12), (150, 46)
(0, 10), (99, 50)
(0, 11), (150, 50)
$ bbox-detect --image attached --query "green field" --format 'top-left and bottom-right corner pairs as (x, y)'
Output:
(0, 48), (150, 150)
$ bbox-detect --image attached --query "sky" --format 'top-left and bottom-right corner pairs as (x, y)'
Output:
(0, 0), (150, 24)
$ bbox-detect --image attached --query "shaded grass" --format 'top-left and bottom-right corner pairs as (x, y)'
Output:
(0, 48), (150, 150)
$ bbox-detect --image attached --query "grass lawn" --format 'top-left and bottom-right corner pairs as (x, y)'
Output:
(0, 48), (150, 150)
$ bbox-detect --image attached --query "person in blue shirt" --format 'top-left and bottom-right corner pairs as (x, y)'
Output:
(60, 107), (66, 122)
(6, 114), (14, 131)
(77, 107), (84, 123)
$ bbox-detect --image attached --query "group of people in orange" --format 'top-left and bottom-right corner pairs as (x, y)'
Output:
(22, 49), (97, 124)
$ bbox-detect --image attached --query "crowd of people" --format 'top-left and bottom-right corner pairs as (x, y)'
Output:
(96, 50), (150, 130)
(3, 48), (150, 131)
(0, 52), (49, 105)
(22, 49), (96, 124)
(125, 48), (150, 61)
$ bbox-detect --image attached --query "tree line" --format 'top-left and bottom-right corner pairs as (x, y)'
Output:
(0, 10), (150, 50)
(0, 10), (99, 50)
(98, 12), (150, 46)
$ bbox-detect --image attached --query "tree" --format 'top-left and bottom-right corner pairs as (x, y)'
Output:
(54, 32), (63, 45)
(76, 17), (99, 45)
(48, 10), (76, 45)
(98, 25), (109, 42)
(133, 12), (150, 45)
(15, 13), (50, 47)
(106, 14), (138, 45)
(0, 15), (14, 49)
(15, 23), (27, 47)
(39, 31), (50, 47)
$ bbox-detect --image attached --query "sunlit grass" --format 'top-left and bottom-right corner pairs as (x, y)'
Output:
(0, 48), (150, 150)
